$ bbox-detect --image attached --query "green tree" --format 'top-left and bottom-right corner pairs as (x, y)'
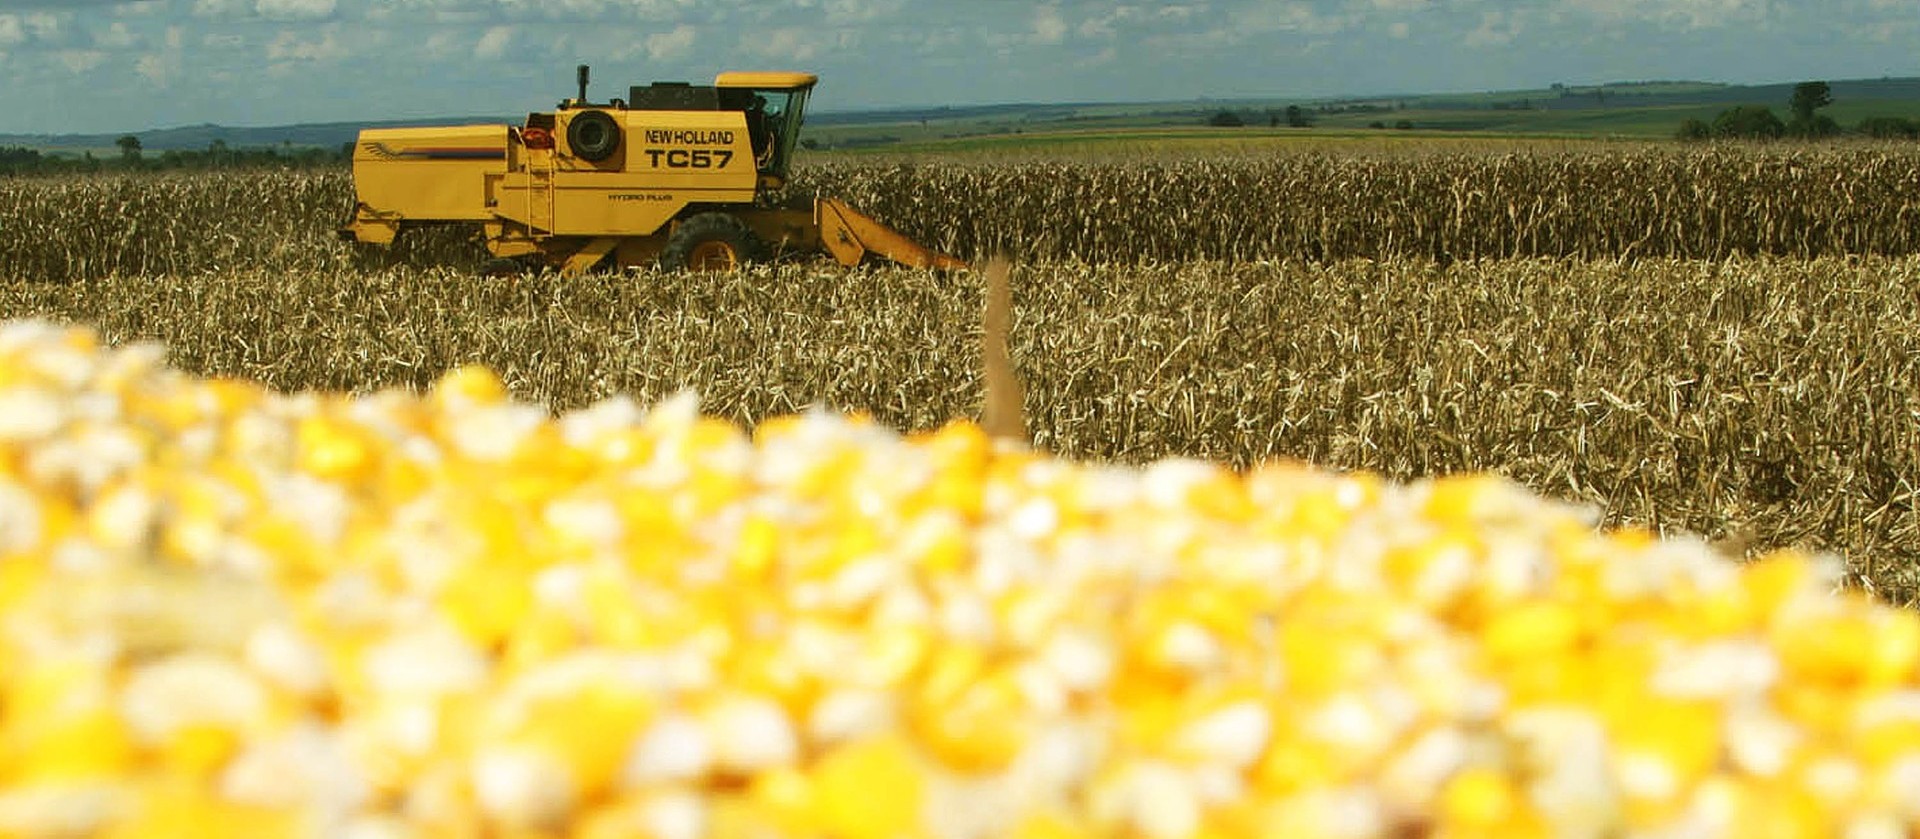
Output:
(1787, 81), (1838, 138)
(1285, 105), (1312, 128)
(1207, 109), (1245, 128)
(1789, 114), (1840, 139)
(115, 134), (142, 164)
(1790, 81), (1832, 124)
(0, 146), (46, 174)
(1712, 106), (1784, 139)
(1858, 116), (1919, 139)
(1676, 118), (1712, 141)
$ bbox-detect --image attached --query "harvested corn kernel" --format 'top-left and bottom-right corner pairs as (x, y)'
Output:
(2, 318), (1919, 839)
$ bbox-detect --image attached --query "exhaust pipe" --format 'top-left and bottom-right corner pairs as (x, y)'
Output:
(577, 64), (590, 105)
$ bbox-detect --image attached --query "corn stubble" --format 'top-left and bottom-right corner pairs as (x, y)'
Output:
(5, 257), (1916, 603)
(4, 145), (1920, 283)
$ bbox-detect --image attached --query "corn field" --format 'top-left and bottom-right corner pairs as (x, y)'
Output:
(4, 145), (1920, 282)
(3, 256), (1916, 604)
(797, 148), (1920, 262)
(2, 150), (1918, 603)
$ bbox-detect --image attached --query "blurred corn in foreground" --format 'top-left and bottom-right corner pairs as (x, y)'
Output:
(1, 319), (1918, 839)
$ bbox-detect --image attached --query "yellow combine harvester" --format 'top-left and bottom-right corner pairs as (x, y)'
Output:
(339, 66), (965, 274)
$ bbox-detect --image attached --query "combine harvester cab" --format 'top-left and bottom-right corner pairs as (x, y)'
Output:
(340, 66), (965, 275)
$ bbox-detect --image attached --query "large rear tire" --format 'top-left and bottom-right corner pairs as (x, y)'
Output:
(660, 213), (764, 272)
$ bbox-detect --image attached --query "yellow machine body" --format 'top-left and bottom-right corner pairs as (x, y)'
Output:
(339, 70), (963, 274)
(345, 126), (509, 244)
(487, 108), (759, 238)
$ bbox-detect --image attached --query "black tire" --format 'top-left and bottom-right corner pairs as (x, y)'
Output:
(660, 213), (764, 272)
(566, 110), (621, 162)
(480, 257), (532, 277)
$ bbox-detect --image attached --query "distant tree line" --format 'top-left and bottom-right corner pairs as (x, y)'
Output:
(1678, 81), (1919, 141)
(0, 135), (350, 176)
(1206, 105), (1327, 129)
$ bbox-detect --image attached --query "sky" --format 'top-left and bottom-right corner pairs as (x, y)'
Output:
(0, 0), (1914, 135)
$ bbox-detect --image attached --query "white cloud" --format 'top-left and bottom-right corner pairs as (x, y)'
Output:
(1232, 2), (1356, 37)
(266, 28), (345, 60)
(23, 11), (57, 40)
(421, 28), (460, 57)
(474, 24), (511, 58)
(1463, 9), (1519, 46)
(0, 14), (25, 47)
(1078, 44), (1117, 67)
(745, 25), (833, 61)
(362, 0), (484, 10)
(644, 23), (695, 61)
(57, 49), (104, 73)
(817, 0), (903, 23)
(1569, 0), (1767, 30)
(1075, 5), (1151, 40)
(94, 20), (137, 48)
(192, 0), (251, 16)
(1032, 4), (1068, 44)
(112, 2), (165, 17)
(490, 0), (716, 20)
(135, 50), (179, 85)
(255, 0), (335, 20)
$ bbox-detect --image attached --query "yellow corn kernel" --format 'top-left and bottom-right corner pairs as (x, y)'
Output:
(729, 513), (780, 579)
(502, 608), (581, 672)
(1438, 768), (1519, 829)
(742, 766), (816, 834)
(1745, 552), (1817, 617)
(101, 781), (303, 839)
(439, 561), (533, 648)
(8, 707), (137, 782)
(432, 365), (508, 407)
(295, 414), (376, 483)
(1252, 737), (1346, 795)
(5, 321), (1920, 839)
(1864, 609), (1920, 687)
(1776, 611), (1879, 687)
(512, 688), (656, 797)
(159, 724), (240, 779)
(811, 736), (926, 839)
(1482, 600), (1582, 664)
(1011, 811), (1095, 839)
(912, 654), (1027, 771)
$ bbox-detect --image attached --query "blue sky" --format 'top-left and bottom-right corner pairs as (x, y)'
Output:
(0, 0), (1913, 134)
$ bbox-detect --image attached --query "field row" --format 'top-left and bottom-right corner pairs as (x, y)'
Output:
(5, 257), (1916, 602)
(4, 145), (1920, 281)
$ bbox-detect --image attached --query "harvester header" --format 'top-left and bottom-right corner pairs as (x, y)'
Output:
(339, 66), (964, 275)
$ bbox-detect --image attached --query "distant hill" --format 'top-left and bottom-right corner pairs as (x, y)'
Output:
(0, 116), (511, 154)
(6, 75), (1919, 153)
